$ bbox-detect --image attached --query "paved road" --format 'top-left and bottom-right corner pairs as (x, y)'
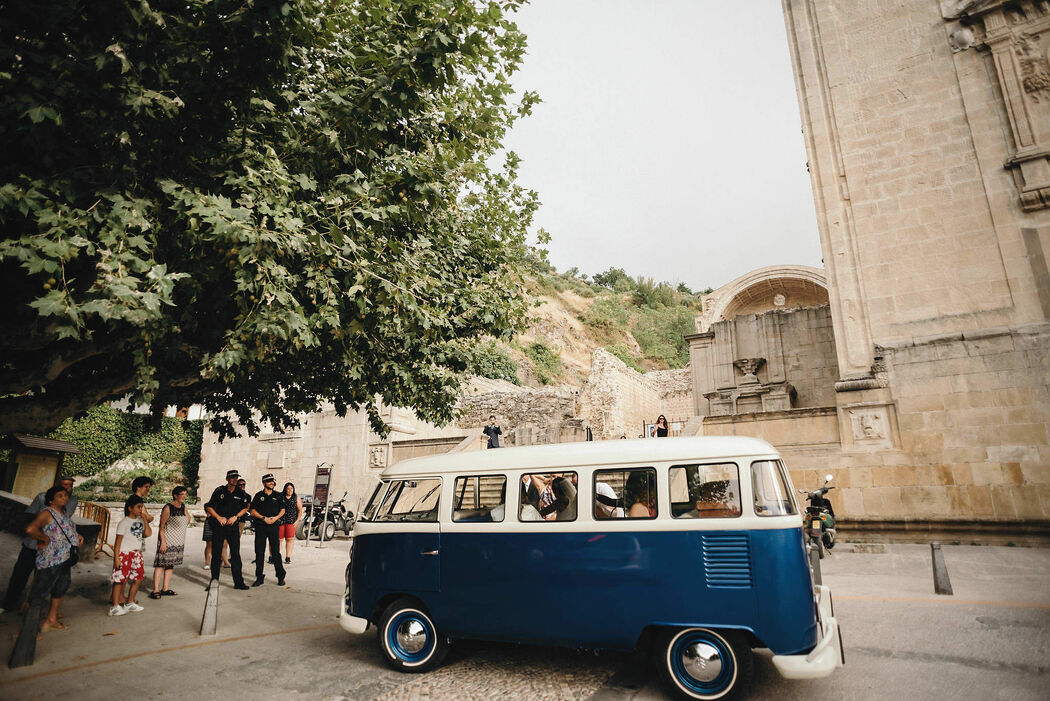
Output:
(0, 530), (1047, 700)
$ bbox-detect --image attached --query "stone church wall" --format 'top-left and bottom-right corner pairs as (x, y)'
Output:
(782, 0), (1050, 528)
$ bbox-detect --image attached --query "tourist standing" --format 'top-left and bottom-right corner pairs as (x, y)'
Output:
(149, 486), (189, 599)
(483, 415), (502, 448)
(130, 476), (156, 525)
(23, 486), (78, 631)
(7, 486), (78, 668)
(109, 495), (151, 616)
(2, 476), (77, 613)
(250, 474), (287, 587)
(279, 482), (302, 564)
(654, 415), (669, 437)
(204, 470), (250, 590)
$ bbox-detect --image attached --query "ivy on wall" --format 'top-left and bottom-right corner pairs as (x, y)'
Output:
(44, 405), (204, 493)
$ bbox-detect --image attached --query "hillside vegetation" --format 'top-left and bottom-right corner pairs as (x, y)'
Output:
(470, 261), (712, 389)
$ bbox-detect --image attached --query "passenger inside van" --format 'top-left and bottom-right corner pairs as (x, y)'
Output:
(624, 471), (655, 518)
(680, 479), (741, 518)
(594, 482), (624, 519)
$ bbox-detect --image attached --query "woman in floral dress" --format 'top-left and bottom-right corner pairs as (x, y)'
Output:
(149, 486), (189, 599)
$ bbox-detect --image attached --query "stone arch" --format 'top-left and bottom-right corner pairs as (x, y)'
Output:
(697, 265), (828, 332)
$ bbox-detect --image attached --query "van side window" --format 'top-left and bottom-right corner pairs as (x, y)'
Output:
(669, 464), (741, 518)
(374, 478), (442, 522)
(452, 475), (507, 523)
(751, 460), (797, 516)
(518, 473), (577, 522)
(593, 468), (657, 519)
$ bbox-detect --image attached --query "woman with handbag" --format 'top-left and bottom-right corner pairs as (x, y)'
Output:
(23, 485), (79, 633)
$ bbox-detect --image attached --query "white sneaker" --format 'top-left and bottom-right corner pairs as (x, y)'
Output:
(123, 602), (144, 613)
(108, 605), (127, 617)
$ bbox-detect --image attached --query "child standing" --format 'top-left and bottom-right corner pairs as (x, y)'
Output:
(110, 495), (152, 616)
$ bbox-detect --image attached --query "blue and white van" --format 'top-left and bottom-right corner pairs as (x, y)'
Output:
(340, 436), (843, 700)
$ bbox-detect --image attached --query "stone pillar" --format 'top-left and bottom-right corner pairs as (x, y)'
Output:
(782, 0), (878, 388)
(686, 331), (715, 417)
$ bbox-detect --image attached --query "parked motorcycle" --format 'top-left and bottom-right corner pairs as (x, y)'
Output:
(296, 491), (355, 541)
(799, 474), (836, 559)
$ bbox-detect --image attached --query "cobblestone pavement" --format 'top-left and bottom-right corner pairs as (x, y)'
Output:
(372, 642), (623, 701)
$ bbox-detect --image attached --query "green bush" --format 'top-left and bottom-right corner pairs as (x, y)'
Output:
(605, 343), (645, 373)
(593, 267), (634, 290)
(632, 276), (676, 308)
(632, 305), (696, 368)
(581, 295), (632, 332)
(524, 341), (562, 385)
(469, 341), (520, 384)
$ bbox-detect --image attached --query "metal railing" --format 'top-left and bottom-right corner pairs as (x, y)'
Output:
(77, 500), (113, 556)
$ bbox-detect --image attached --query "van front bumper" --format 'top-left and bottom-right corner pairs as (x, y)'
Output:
(772, 584), (843, 679)
(339, 591), (369, 635)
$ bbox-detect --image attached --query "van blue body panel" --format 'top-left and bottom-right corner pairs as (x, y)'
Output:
(350, 526), (817, 655)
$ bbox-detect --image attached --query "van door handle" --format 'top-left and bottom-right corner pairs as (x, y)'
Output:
(420, 550), (439, 556)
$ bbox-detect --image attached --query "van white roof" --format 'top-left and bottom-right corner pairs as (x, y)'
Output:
(381, 436), (779, 477)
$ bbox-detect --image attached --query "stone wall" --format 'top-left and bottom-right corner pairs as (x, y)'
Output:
(779, 0), (1050, 528)
(199, 405), (476, 513)
(690, 305), (839, 417)
(577, 349), (693, 440)
(456, 387), (585, 446)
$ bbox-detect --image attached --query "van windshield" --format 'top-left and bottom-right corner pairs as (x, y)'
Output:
(360, 481), (387, 522)
(751, 460), (797, 516)
(374, 478), (442, 522)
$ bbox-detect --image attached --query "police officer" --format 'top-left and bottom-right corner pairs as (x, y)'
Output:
(204, 470), (251, 590)
(250, 474), (287, 587)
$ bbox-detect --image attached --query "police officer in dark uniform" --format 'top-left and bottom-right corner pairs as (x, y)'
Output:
(250, 473), (287, 587)
(204, 469), (251, 590)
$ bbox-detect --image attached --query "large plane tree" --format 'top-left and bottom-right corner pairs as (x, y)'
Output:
(0, 0), (539, 438)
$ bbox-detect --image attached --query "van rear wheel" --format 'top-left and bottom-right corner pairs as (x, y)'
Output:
(377, 599), (449, 672)
(656, 627), (752, 701)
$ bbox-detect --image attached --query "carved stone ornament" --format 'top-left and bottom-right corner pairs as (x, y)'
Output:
(944, 0), (1050, 210)
(841, 402), (899, 451)
(733, 357), (766, 385)
(368, 444), (387, 470)
(773, 293), (787, 307)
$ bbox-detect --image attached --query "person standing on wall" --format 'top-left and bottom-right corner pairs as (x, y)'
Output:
(204, 470), (250, 590)
(483, 415), (502, 449)
(250, 474), (286, 587)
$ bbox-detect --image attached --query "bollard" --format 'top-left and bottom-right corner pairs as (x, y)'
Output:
(931, 542), (953, 596)
(8, 600), (43, 668)
(200, 579), (219, 635)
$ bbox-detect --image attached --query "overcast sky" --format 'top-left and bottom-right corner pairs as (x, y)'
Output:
(502, 0), (822, 292)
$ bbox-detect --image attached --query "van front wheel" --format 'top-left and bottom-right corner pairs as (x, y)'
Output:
(377, 599), (449, 672)
(657, 627), (753, 701)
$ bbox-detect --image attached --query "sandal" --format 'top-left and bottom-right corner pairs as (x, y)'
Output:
(161, 590), (177, 597)
(149, 591), (163, 600)
(40, 620), (69, 633)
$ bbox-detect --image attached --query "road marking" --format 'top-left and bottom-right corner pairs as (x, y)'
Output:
(837, 594), (1050, 609)
(0, 622), (340, 686)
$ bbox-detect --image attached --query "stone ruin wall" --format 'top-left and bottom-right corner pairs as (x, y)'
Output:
(457, 386), (584, 447)
(577, 349), (693, 440)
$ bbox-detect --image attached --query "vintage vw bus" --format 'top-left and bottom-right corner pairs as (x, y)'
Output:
(340, 437), (842, 700)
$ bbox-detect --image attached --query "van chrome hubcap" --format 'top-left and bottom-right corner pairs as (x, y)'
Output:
(681, 641), (722, 682)
(396, 619), (427, 653)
